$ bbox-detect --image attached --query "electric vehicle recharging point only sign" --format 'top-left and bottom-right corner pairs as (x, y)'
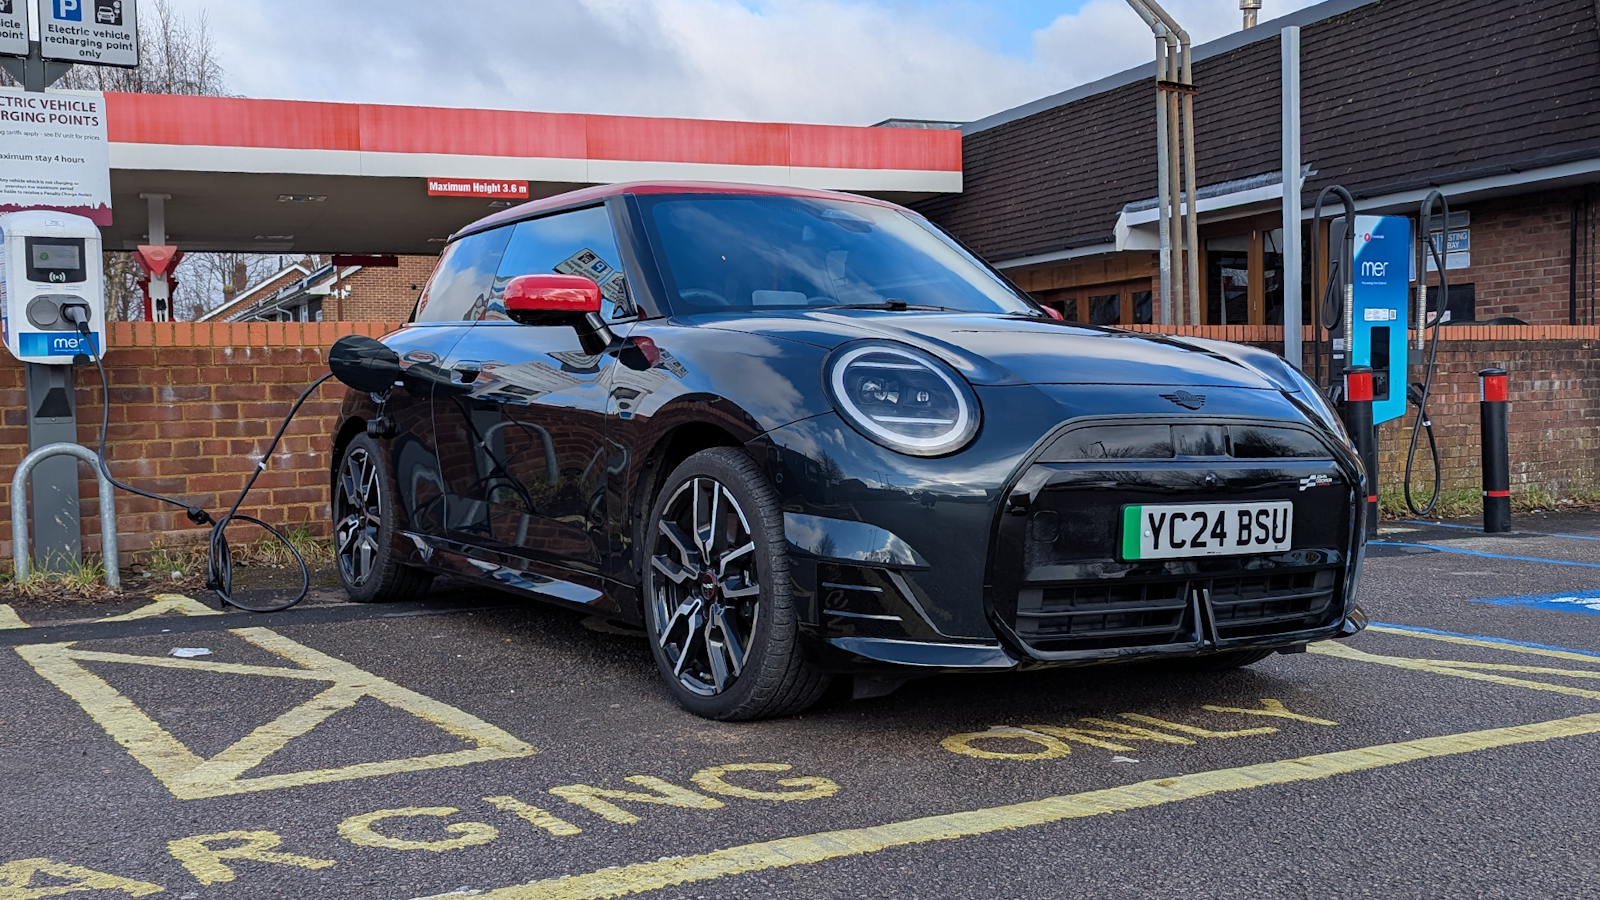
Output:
(1350, 214), (1412, 426)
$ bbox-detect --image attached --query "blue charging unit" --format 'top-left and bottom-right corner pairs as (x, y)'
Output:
(1348, 214), (1411, 426)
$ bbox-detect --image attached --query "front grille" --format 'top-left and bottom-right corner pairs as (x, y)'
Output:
(1013, 567), (1341, 653)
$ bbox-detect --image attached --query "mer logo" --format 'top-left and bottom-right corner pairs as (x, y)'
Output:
(18, 332), (98, 357)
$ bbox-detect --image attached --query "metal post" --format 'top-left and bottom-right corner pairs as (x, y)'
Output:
(1281, 26), (1303, 368)
(1153, 28), (1174, 325)
(1343, 366), (1378, 538)
(23, 363), (80, 571)
(1479, 367), (1511, 533)
(141, 192), (173, 322)
(0, 42), (73, 93)
(12, 442), (120, 588)
(1178, 41), (1201, 326)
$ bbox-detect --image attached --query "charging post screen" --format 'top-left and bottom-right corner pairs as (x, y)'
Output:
(25, 238), (87, 284)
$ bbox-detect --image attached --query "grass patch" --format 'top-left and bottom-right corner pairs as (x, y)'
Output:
(2, 556), (118, 601)
(1379, 485), (1482, 519)
(235, 525), (332, 568)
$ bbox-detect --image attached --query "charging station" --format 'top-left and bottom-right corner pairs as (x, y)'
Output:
(0, 210), (107, 571)
(1346, 214), (1411, 426)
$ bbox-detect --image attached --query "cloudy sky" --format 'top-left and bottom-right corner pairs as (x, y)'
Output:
(159, 0), (1320, 126)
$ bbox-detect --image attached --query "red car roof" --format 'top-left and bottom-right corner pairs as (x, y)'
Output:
(456, 180), (904, 239)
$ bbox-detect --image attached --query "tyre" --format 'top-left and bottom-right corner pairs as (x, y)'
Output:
(1175, 648), (1275, 672)
(333, 433), (434, 604)
(642, 447), (831, 720)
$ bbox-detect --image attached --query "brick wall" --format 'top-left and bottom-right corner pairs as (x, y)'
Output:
(334, 256), (437, 322)
(0, 321), (1595, 568)
(1444, 191), (1588, 325)
(1126, 324), (1600, 499)
(0, 321), (403, 562)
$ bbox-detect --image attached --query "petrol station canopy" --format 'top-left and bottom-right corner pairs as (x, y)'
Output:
(102, 94), (964, 255)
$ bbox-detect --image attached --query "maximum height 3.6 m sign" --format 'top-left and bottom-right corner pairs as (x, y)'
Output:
(39, 0), (138, 68)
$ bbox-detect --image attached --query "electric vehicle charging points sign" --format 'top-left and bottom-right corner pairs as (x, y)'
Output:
(0, 0), (30, 59)
(40, 0), (139, 67)
(1350, 214), (1411, 426)
(0, 87), (112, 224)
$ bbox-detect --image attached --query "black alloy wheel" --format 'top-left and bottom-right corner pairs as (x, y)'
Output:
(644, 448), (830, 720)
(333, 432), (433, 604)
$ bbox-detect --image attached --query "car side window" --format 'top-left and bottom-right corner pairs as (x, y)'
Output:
(490, 205), (634, 322)
(413, 226), (514, 322)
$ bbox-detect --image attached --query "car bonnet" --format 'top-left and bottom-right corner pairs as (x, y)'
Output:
(687, 310), (1280, 389)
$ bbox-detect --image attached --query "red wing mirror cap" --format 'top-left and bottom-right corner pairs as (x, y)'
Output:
(504, 274), (602, 325)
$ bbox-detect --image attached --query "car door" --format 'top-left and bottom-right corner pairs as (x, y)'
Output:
(380, 231), (512, 539)
(432, 203), (633, 584)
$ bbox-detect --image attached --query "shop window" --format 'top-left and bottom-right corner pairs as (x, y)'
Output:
(1089, 294), (1120, 326)
(1132, 290), (1152, 324)
(1206, 235), (1250, 325)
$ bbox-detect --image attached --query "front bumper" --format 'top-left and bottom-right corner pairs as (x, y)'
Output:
(762, 411), (1367, 673)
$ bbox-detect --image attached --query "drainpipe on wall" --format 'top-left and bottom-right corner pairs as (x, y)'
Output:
(1127, 0), (1185, 324)
(1129, 0), (1200, 324)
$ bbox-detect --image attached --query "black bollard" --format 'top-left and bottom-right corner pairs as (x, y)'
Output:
(1479, 367), (1511, 533)
(1343, 366), (1378, 539)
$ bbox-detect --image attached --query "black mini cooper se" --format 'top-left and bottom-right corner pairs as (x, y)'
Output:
(330, 181), (1367, 720)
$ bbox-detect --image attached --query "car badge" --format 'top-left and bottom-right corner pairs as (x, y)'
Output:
(1160, 390), (1206, 410)
(1299, 474), (1335, 491)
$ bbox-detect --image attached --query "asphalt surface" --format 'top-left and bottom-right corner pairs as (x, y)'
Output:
(5, 514), (1600, 899)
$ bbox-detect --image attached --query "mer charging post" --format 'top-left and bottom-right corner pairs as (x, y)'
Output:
(0, 211), (108, 572)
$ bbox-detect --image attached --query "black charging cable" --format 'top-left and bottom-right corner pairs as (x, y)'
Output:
(1404, 191), (1449, 517)
(66, 306), (332, 612)
(1309, 185), (1357, 397)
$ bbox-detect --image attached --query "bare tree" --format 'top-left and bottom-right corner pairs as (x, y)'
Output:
(51, 0), (226, 95)
(5, 1), (277, 321)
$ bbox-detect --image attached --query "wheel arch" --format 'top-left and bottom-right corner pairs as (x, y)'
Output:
(330, 415), (368, 482)
(627, 419), (753, 588)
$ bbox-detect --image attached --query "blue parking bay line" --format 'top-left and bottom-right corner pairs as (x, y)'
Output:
(1371, 540), (1600, 569)
(1372, 621), (1600, 657)
(1402, 520), (1600, 543)
(1463, 590), (1600, 617)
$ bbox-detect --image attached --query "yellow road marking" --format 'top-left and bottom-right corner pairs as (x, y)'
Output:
(0, 858), (164, 898)
(1309, 642), (1600, 701)
(1368, 624), (1600, 664)
(0, 605), (26, 630)
(339, 808), (499, 853)
(12, 597), (537, 799)
(1201, 698), (1339, 726)
(473, 711), (1600, 900)
(167, 830), (335, 885)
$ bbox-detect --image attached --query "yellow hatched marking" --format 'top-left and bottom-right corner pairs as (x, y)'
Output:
(1309, 641), (1600, 701)
(1367, 624), (1600, 665)
(473, 712), (1600, 900)
(0, 605), (27, 630)
(12, 597), (537, 800)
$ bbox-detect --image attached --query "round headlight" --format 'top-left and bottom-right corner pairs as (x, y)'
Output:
(825, 342), (980, 456)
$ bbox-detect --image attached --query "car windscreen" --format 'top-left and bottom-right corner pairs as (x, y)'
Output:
(638, 194), (1038, 316)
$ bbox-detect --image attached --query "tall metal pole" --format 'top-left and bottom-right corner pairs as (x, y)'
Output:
(1178, 37), (1201, 326)
(1281, 25), (1304, 368)
(1151, 25), (1175, 325)
(1166, 53), (1185, 322)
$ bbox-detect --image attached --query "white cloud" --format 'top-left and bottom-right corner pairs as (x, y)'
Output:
(158, 0), (1325, 125)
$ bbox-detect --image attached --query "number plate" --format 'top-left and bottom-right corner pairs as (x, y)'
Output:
(1121, 501), (1293, 560)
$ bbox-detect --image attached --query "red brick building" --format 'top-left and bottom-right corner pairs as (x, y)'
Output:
(919, 0), (1600, 329)
(198, 256), (439, 323)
